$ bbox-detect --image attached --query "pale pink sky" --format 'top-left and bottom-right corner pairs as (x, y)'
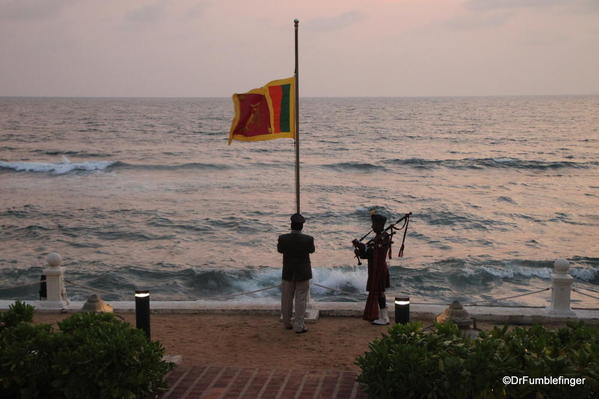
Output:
(1, 0), (598, 97)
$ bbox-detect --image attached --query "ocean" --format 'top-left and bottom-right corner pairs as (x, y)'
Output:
(1, 96), (598, 307)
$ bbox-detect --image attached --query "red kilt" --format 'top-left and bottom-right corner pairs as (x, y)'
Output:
(360, 234), (391, 321)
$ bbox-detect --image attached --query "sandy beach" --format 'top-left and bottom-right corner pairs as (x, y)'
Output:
(34, 313), (399, 371)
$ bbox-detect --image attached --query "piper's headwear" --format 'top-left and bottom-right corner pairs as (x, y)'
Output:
(371, 213), (387, 225)
(291, 213), (305, 224)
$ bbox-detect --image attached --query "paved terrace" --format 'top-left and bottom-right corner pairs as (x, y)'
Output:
(3, 299), (599, 325)
(159, 366), (367, 399)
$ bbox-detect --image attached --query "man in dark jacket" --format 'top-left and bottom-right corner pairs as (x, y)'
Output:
(278, 213), (315, 333)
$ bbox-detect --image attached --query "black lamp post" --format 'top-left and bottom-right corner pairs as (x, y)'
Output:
(135, 290), (151, 339)
(394, 296), (410, 324)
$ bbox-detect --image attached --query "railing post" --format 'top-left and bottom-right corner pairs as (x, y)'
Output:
(41, 253), (68, 309)
(547, 259), (576, 317)
(305, 281), (319, 322)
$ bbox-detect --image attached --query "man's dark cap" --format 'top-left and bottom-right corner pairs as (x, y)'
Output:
(291, 213), (305, 224)
(371, 214), (387, 225)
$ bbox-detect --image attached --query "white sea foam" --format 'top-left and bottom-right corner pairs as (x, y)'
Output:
(211, 267), (367, 303)
(480, 265), (596, 282)
(492, 158), (514, 163)
(570, 267), (597, 282)
(312, 267), (366, 294)
(0, 159), (115, 174)
(480, 265), (552, 280)
(228, 268), (281, 301)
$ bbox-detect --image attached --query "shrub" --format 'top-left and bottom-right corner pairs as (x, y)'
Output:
(53, 312), (173, 398)
(356, 321), (599, 399)
(0, 300), (34, 331)
(0, 322), (57, 398)
(0, 307), (174, 399)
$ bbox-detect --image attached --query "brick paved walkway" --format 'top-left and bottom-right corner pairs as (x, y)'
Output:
(158, 366), (368, 399)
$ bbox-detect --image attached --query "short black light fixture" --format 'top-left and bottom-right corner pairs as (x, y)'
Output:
(135, 290), (151, 339)
(394, 296), (410, 324)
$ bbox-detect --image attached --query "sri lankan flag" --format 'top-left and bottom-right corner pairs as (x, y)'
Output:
(228, 77), (296, 144)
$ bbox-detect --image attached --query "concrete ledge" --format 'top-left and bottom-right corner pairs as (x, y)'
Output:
(2, 299), (599, 325)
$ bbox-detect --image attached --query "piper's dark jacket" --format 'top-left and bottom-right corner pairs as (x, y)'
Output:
(277, 231), (315, 281)
(355, 232), (391, 292)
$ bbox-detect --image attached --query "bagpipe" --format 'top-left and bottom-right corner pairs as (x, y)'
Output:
(352, 212), (412, 265)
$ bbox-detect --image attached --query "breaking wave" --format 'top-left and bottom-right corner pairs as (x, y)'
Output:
(322, 162), (386, 172)
(388, 157), (598, 170)
(0, 159), (232, 175)
(0, 160), (115, 174)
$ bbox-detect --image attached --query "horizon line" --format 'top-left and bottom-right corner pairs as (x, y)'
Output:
(1, 93), (598, 99)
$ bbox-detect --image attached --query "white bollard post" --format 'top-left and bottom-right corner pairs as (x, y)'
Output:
(305, 281), (319, 322)
(42, 253), (68, 309)
(306, 285), (316, 313)
(547, 259), (576, 317)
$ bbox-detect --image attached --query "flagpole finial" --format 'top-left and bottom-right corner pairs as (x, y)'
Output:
(294, 19), (299, 25)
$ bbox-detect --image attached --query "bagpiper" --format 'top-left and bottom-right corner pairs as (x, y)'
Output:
(353, 213), (392, 325)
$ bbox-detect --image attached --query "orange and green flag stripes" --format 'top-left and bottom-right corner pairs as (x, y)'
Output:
(228, 77), (296, 144)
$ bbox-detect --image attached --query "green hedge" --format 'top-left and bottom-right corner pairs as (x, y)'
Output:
(0, 302), (174, 399)
(0, 300), (34, 331)
(356, 321), (599, 399)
